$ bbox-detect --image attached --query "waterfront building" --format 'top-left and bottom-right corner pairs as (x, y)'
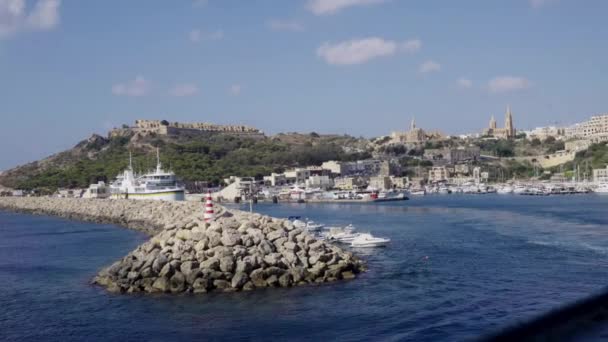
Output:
(389, 176), (409, 189)
(428, 167), (449, 183)
(284, 168), (311, 185)
(334, 177), (367, 190)
(263, 173), (287, 187)
(593, 166), (608, 183)
(369, 176), (392, 190)
(321, 159), (384, 177)
(305, 175), (334, 190)
(483, 106), (516, 139)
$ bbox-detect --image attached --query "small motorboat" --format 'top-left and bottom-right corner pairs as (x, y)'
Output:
(292, 218), (324, 232)
(323, 225), (360, 243)
(350, 233), (390, 248)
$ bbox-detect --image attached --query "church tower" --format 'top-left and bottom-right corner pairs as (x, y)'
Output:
(505, 105), (514, 138)
(410, 118), (416, 131)
(489, 115), (497, 129)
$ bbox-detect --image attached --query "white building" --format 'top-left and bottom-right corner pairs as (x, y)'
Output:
(593, 166), (608, 184)
(305, 175), (333, 190)
(83, 182), (110, 199)
(566, 114), (608, 139)
(526, 126), (565, 140)
(263, 173), (287, 187)
(284, 168), (311, 185)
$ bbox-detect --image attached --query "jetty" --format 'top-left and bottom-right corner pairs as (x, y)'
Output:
(0, 197), (364, 294)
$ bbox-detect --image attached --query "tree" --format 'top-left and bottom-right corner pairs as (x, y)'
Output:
(160, 120), (169, 126)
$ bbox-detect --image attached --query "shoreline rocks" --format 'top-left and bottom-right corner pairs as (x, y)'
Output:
(0, 197), (365, 294)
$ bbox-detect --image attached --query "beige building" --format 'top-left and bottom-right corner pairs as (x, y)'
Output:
(111, 120), (264, 138)
(566, 114), (608, 139)
(428, 167), (449, 183)
(483, 106), (516, 139)
(391, 118), (444, 144)
(593, 166), (608, 183)
(527, 126), (566, 140)
(334, 177), (367, 190)
(369, 176), (392, 190)
(390, 176), (409, 189)
(263, 173), (287, 186)
(284, 168), (311, 185)
(305, 175), (334, 190)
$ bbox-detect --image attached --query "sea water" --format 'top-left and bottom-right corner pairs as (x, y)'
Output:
(1, 195), (608, 341)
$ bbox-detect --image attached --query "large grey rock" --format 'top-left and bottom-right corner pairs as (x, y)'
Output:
(170, 272), (186, 293)
(267, 229), (287, 242)
(231, 272), (249, 289)
(221, 231), (242, 247)
(152, 254), (168, 273)
(219, 256), (235, 273)
(152, 277), (170, 292)
(200, 257), (220, 271)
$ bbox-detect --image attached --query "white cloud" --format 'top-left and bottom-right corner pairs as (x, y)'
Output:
(530, 0), (556, 8)
(229, 84), (241, 95)
(26, 0), (59, 30)
(267, 19), (304, 32)
(457, 78), (473, 88)
(401, 39), (421, 54)
(169, 83), (199, 97)
(0, 0), (60, 39)
(488, 76), (530, 93)
(317, 37), (397, 66)
(307, 0), (388, 15)
(189, 28), (223, 43)
(419, 60), (441, 73)
(112, 76), (150, 97)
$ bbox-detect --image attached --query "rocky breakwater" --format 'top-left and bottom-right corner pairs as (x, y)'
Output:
(0, 197), (365, 294)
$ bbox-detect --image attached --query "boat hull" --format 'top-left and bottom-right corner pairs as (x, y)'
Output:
(111, 190), (185, 201)
(351, 241), (389, 248)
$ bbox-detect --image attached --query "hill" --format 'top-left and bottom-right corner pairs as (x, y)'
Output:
(0, 129), (372, 191)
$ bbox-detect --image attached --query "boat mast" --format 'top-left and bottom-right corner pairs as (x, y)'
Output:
(156, 147), (161, 173)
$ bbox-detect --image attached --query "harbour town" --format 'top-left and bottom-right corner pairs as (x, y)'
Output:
(3, 2), (608, 341)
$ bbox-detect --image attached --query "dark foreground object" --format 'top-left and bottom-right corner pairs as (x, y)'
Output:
(482, 289), (608, 341)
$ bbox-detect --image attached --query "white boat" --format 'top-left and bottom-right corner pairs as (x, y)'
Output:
(594, 183), (608, 194)
(292, 219), (325, 232)
(350, 233), (390, 248)
(322, 225), (360, 243)
(497, 186), (514, 194)
(410, 189), (426, 196)
(110, 149), (185, 201)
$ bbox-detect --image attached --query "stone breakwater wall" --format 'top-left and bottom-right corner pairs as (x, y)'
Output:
(0, 197), (364, 294)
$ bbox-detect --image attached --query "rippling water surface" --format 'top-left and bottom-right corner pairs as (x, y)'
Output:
(1, 195), (608, 341)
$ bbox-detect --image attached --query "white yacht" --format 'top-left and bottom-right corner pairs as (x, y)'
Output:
(351, 233), (390, 248)
(594, 183), (608, 194)
(497, 185), (514, 194)
(110, 150), (185, 201)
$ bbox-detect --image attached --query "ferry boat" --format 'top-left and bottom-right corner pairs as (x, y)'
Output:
(110, 150), (185, 201)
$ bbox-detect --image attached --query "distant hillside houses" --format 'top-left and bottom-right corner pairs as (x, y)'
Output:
(566, 114), (608, 141)
(110, 119), (264, 138)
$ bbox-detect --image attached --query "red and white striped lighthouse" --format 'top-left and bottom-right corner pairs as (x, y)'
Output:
(203, 192), (215, 222)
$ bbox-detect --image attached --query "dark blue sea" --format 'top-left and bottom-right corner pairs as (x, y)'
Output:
(2, 195), (608, 341)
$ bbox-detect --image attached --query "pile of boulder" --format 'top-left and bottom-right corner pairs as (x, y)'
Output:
(0, 197), (365, 293)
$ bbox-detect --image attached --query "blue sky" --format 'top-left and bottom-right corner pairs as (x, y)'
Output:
(1, 0), (608, 169)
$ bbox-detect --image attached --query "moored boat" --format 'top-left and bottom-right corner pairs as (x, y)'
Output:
(350, 233), (390, 248)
